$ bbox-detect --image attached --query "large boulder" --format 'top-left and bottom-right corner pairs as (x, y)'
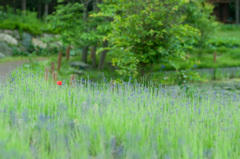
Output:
(32, 38), (47, 48)
(0, 52), (6, 58)
(3, 30), (13, 35)
(73, 70), (85, 75)
(43, 33), (54, 39)
(21, 32), (32, 48)
(13, 30), (20, 40)
(0, 42), (13, 56)
(70, 61), (90, 70)
(42, 33), (62, 48)
(0, 33), (18, 45)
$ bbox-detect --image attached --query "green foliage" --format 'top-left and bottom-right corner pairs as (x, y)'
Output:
(96, 0), (200, 77)
(47, 3), (84, 45)
(175, 61), (202, 91)
(182, 0), (218, 51)
(0, 7), (57, 35)
(12, 44), (58, 57)
(208, 38), (240, 49)
(48, 2), (107, 48)
(218, 24), (240, 31)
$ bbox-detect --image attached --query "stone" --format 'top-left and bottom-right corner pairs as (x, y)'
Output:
(56, 41), (63, 47)
(32, 38), (47, 48)
(43, 33), (54, 39)
(70, 61), (90, 70)
(0, 52), (6, 58)
(0, 33), (18, 45)
(3, 30), (13, 35)
(21, 32), (32, 48)
(73, 70), (85, 75)
(0, 42), (13, 56)
(13, 30), (20, 40)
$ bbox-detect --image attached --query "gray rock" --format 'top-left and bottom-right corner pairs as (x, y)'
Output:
(32, 38), (47, 48)
(13, 30), (20, 40)
(21, 32), (32, 48)
(73, 70), (85, 75)
(0, 42), (13, 56)
(70, 61), (90, 70)
(0, 33), (18, 45)
(0, 52), (6, 58)
(3, 30), (13, 35)
(43, 33), (54, 39)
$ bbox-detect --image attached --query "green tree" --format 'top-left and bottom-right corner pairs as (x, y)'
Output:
(47, 2), (83, 46)
(48, 0), (111, 69)
(181, 0), (217, 57)
(90, 1), (113, 70)
(22, 0), (26, 11)
(42, 0), (52, 18)
(97, 0), (200, 77)
(236, 0), (239, 24)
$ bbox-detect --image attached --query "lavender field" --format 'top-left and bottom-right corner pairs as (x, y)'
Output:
(0, 67), (240, 159)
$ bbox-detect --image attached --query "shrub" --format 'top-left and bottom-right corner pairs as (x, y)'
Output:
(0, 7), (57, 36)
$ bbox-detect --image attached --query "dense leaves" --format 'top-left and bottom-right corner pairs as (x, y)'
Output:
(95, 0), (202, 77)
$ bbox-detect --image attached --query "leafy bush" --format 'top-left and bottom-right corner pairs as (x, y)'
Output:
(96, 0), (200, 77)
(12, 44), (59, 57)
(208, 38), (240, 49)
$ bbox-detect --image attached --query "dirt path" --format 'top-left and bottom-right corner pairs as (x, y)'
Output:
(0, 58), (48, 83)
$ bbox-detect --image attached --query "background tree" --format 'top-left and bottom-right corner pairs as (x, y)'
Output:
(43, 0), (52, 18)
(181, 0), (217, 57)
(80, 0), (92, 63)
(90, 0), (113, 70)
(49, 0), (112, 69)
(47, 2), (83, 47)
(22, 0), (26, 11)
(236, 0), (239, 24)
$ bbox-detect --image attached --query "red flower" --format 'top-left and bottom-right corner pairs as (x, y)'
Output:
(57, 81), (62, 85)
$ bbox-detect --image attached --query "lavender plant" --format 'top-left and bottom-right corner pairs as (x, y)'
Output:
(0, 66), (239, 159)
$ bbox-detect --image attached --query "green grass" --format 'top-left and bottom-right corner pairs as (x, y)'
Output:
(0, 67), (240, 158)
(213, 30), (240, 39)
(0, 56), (52, 63)
(218, 24), (240, 31)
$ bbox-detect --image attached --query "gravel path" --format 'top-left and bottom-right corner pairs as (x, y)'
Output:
(0, 58), (48, 83)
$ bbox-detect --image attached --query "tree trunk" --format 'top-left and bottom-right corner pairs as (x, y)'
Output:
(37, 3), (42, 18)
(44, 3), (49, 18)
(139, 62), (147, 76)
(98, 40), (108, 70)
(80, 0), (91, 64)
(22, 0), (26, 11)
(12, 0), (17, 13)
(236, 0), (239, 24)
(91, 45), (97, 68)
(82, 46), (88, 63)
